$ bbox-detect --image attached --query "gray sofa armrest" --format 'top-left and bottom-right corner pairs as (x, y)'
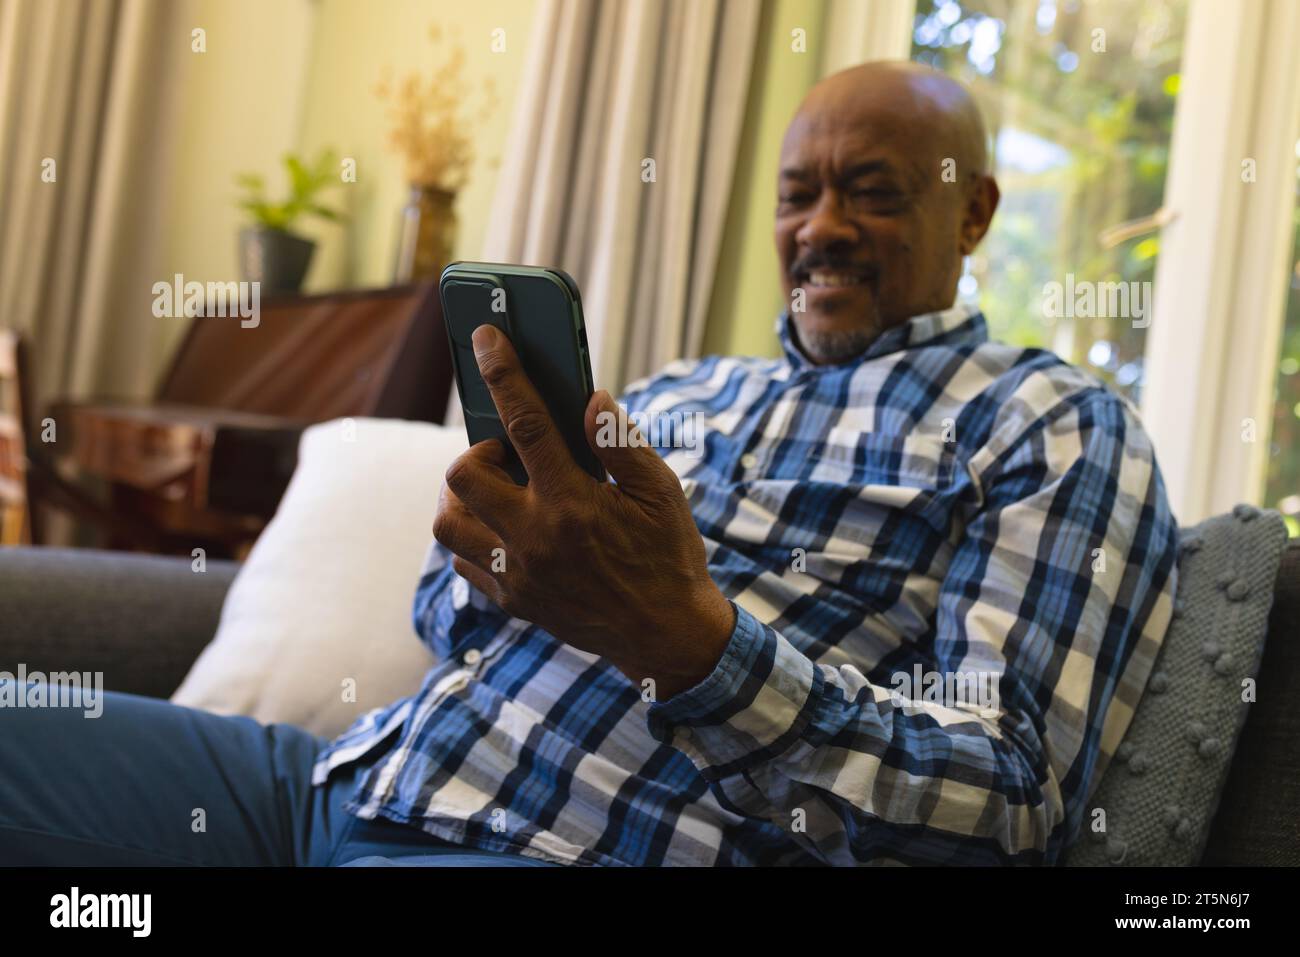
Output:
(0, 547), (239, 699)
(1064, 508), (1288, 866)
(1202, 539), (1300, 864)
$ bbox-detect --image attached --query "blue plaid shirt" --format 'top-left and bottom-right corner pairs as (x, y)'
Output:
(312, 301), (1179, 865)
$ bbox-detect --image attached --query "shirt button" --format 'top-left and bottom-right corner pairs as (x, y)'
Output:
(462, 648), (482, 667)
(739, 453), (758, 470)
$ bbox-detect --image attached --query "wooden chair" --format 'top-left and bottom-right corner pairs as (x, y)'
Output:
(0, 329), (31, 545)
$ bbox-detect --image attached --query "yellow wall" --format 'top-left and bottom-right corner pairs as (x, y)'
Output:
(295, 0), (537, 290)
(702, 0), (829, 360)
(158, 0), (316, 367)
(159, 0), (535, 325)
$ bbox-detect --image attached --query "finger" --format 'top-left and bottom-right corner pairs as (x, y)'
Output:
(584, 390), (682, 500)
(433, 484), (506, 574)
(444, 439), (525, 536)
(472, 323), (577, 494)
(451, 554), (506, 608)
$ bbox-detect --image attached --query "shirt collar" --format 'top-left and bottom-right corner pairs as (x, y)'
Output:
(775, 299), (987, 371)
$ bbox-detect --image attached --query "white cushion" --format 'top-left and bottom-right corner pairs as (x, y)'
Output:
(171, 417), (465, 737)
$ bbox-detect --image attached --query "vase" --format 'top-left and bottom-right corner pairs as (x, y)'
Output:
(394, 185), (456, 283)
(238, 227), (315, 296)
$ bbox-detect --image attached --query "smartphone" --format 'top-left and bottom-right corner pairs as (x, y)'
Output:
(439, 262), (604, 485)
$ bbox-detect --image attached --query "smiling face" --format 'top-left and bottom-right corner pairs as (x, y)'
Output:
(776, 62), (1000, 364)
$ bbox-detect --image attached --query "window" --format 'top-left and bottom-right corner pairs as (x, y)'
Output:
(911, 0), (1188, 404)
(1263, 137), (1300, 534)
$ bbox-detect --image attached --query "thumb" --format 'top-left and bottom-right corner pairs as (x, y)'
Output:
(584, 390), (677, 497)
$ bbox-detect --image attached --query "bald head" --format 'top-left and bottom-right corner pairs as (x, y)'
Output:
(775, 61), (999, 364)
(799, 61), (990, 175)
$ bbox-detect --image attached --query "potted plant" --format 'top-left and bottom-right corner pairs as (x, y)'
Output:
(235, 150), (344, 295)
(375, 26), (497, 282)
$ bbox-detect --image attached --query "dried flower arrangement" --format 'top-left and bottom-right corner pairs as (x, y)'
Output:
(375, 24), (499, 192)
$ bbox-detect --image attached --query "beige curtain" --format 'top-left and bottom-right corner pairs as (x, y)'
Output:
(480, 0), (761, 393)
(820, 0), (915, 75)
(0, 0), (190, 413)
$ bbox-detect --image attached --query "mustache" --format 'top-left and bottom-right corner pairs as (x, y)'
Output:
(788, 254), (878, 278)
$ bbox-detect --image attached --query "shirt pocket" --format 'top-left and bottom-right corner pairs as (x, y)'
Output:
(809, 429), (956, 490)
(723, 432), (958, 589)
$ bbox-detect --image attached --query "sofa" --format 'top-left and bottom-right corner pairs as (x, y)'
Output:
(1, 418), (1296, 865)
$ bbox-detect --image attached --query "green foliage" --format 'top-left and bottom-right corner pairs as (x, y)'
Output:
(911, 0), (1186, 404)
(912, 0), (1300, 506)
(235, 150), (345, 233)
(1263, 205), (1300, 507)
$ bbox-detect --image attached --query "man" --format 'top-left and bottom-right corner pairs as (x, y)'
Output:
(0, 62), (1178, 866)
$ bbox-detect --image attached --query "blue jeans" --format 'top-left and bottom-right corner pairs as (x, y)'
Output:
(0, 685), (554, 866)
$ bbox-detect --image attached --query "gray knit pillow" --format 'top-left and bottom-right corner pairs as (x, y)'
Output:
(1064, 506), (1288, 866)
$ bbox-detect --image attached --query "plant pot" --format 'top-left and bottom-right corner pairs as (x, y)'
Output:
(239, 227), (315, 296)
(393, 185), (456, 283)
